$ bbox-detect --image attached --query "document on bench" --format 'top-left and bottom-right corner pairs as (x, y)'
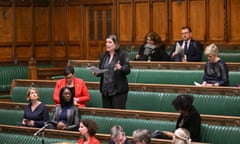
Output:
(175, 42), (184, 56)
(194, 81), (202, 86)
(87, 66), (108, 74)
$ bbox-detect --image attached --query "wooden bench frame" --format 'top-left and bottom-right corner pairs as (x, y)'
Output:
(11, 79), (240, 96)
(1, 101), (239, 127)
(28, 59), (240, 80)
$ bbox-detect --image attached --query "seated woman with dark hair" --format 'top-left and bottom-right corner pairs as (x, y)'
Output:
(48, 87), (80, 131)
(152, 94), (201, 142)
(78, 119), (100, 144)
(135, 32), (170, 61)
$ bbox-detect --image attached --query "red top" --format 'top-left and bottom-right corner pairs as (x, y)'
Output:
(52, 77), (90, 107)
(77, 136), (100, 144)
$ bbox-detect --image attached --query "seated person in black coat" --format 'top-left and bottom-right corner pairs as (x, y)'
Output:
(135, 32), (170, 61)
(170, 26), (203, 62)
(48, 87), (80, 131)
(152, 94), (201, 142)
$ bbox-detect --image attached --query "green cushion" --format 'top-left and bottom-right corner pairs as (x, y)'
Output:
(0, 132), (76, 144)
(11, 86), (55, 105)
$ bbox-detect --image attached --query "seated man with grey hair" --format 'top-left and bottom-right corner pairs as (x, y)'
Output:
(132, 129), (151, 144)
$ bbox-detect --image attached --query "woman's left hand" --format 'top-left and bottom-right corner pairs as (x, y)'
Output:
(114, 61), (121, 71)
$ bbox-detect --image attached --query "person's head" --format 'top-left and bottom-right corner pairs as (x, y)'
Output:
(132, 129), (151, 144)
(26, 87), (40, 102)
(64, 66), (75, 85)
(172, 128), (191, 144)
(105, 34), (120, 52)
(204, 43), (219, 63)
(144, 32), (162, 46)
(79, 119), (98, 137)
(59, 87), (74, 107)
(172, 94), (194, 114)
(181, 26), (192, 41)
(110, 125), (127, 144)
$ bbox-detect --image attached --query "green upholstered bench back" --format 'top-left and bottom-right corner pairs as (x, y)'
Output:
(0, 132), (76, 144)
(73, 68), (239, 86)
(0, 109), (239, 144)
(11, 86), (55, 105)
(88, 90), (240, 116)
(0, 66), (28, 92)
(202, 50), (240, 62)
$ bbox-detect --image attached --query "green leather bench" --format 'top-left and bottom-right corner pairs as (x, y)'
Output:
(88, 90), (240, 116)
(0, 132), (75, 144)
(10, 87), (240, 116)
(73, 67), (239, 86)
(0, 109), (239, 144)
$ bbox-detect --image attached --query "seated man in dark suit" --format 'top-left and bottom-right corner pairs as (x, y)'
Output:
(170, 26), (203, 62)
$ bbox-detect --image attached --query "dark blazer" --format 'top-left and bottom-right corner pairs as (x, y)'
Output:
(50, 105), (80, 131)
(176, 106), (201, 142)
(170, 39), (203, 62)
(137, 44), (170, 61)
(98, 49), (131, 95)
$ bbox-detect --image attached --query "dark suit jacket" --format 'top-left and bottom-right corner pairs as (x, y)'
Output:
(176, 106), (201, 142)
(170, 39), (203, 62)
(50, 105), (80, 131)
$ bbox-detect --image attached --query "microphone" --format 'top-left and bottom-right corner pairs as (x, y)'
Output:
(33, 123), (49, 136)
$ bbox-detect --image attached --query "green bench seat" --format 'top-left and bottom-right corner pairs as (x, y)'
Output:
(88, 90), (240, 116)
(10, 87), (240, 116)
(73, 67), (239, 86)
(0, 109), (239, 144)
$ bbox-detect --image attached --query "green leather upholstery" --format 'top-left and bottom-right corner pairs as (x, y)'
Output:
(0, 109), (239, 144)
(11, 86), (55, 105)
(11, 87), (240, 116)
(0, 133), (76, 144)
(73, 67), (239, 86)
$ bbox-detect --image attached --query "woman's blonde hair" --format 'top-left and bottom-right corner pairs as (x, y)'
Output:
(26, 87), (40, 101)
(174, 128), (191, 144)
(204, 43), (218, 56)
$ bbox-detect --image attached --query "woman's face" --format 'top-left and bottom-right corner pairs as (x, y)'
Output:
(65, 73), (74, 85)
(28, 89), (39, 101)
(207, 53), (217, 63)
(79, 122), (88, 136)
(146, 36), (154, 45)
(105, 38), (116, 52)
(63, 88), (72, 102)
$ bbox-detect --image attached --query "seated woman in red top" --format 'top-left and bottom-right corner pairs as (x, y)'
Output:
(78, 119), (100, 144)
(53, 65), (90, 107)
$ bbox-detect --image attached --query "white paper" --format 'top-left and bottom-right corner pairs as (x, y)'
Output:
(194, 81), (201, 86)
(87, 66), (108, 74)
(174, 42), (184, 56)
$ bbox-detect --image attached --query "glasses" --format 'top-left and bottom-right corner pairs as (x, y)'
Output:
(181, 32), (190, 35)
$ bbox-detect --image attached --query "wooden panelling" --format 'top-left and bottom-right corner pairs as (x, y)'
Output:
(68, 6), (81, 41)
(0, 47), (12, 59)
(189, 0), (206, 41)
(208, 0), (225, 41)
(16, 46), (31, 58)
(34, 7), (49, 41)
(152, 1), (167, 41)
(119, 1), (133, 42)
(52, 6), (65, 41)
(34, 46), (50, 58)
(15, 7), (31, 42)
(68, 45), (81, 58)
(135, 1), (150, 42)
(171, 0), (187, 41)
(0, 7), (13, 43)
(54, 46), (66, 58)
(229, 0), (240, 42)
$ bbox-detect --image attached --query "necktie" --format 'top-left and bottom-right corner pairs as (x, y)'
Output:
(184, 41), (188, 55)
